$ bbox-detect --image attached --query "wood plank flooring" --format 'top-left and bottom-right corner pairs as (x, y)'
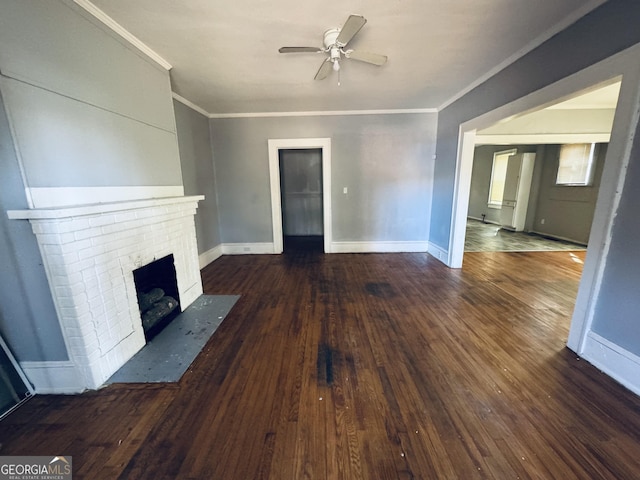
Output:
(3, 250), (640, 479)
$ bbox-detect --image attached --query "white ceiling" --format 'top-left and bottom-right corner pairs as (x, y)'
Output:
(86, 0), (606, 115)
(475, 81), (621, 144)
(546, 82), (621, 110)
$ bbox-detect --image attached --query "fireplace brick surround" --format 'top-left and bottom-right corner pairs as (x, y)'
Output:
(8, 196), (204, 393)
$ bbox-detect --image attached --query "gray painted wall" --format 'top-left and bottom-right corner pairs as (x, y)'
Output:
(0, 0), (181, 190)
(0, 91), (67, 361)
(430, 0), (640, 250)
(210, 114), (436, 245)
(532, 144), (606, 244)
(592, 124), (640, 355)
(174, 100), (222, 253)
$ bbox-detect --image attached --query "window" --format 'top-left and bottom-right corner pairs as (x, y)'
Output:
(488, 149), (516, 207)
(556, 143), (596, 186)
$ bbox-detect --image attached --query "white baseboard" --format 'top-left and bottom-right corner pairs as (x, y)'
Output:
(330, 241), (428, 253)
(427, 242), (449, 264)
(199, 244), (223, 268)
(20, 361), (86, 394)
(208, 241), (432, 256)
(467, 216), (501, 226)
(530, 230), (587, 247)
(581, 332), (640, 396)
(222, 243), (276, 255)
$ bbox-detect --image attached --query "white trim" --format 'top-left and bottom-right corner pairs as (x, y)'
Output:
(0, 336), (34, 397)
(222, 243), (276, 255)
(330, 241), (428, 254)
(72, 0), (172, 70)
(582, 332), (640, 396)
(20, 361), (85, 394)
(438, 0), (607, 111)
(268, 138), (332, 254)
(428, 242), (449, 264)
(217, 241), (431, 255)
(26, 186), (185, 209)
(448, 129), (477, 268)
(475, 133), (611, 145)
(199, 244), (223, 268)
(9, 194), (203, 220)
(210, 108), (436, 119)
(172, 92), (210, 117)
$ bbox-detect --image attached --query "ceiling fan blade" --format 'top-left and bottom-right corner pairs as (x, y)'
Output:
(336, 14), (367, 47)
(279, 47), (324, 54)
(314, 59), (333, 80)
(346, 50), (388, 66)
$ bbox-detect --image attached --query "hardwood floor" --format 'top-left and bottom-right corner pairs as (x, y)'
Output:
(3, 250), (640, 479)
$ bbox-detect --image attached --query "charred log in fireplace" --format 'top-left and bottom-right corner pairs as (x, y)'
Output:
(133, 255), (181, 341)
(139, 287), (178, 332)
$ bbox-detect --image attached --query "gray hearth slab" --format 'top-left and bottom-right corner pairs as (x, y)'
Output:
(106, 294), (239, 384)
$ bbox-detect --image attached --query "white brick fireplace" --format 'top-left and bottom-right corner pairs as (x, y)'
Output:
(8, 195), (204, 393)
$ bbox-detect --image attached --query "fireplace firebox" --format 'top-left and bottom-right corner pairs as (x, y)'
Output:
(133, 254), (181, 341)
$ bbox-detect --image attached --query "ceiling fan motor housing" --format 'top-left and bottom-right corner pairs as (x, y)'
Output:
(325, 28), (342, 69)
(323, 28), (341, 48)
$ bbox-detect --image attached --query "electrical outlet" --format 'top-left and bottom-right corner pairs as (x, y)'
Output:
(243, 247), (250, 252)
(343, 187), (348, 194)
(541, 218), (545, 225)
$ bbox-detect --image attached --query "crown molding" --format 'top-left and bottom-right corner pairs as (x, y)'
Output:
(209, 108), (437, 119)
(73, 0), (172, 70)
(172, 92), (211, 117)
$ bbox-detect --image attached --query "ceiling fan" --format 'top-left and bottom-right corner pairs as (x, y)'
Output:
(278, 14), (388, 82)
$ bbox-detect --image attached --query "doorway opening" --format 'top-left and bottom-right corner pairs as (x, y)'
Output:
(448, 46), (640, 358)
(455, 81), (621, 352)
(450, 76), (626, 268)
(279, 148), (324, 253)
(268, 138), (332, 254)
(464, 81), (620, 254)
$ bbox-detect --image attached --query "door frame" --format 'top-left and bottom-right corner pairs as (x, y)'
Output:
(268, 138), (332, 253)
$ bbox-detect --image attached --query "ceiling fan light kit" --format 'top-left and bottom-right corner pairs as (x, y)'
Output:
(279, 14), (387, 84)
